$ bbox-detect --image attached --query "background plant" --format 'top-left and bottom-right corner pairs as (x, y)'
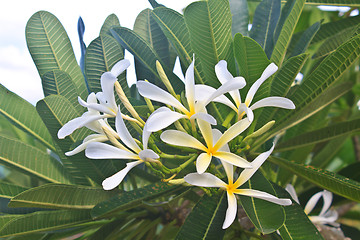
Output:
(0, 0), (360, 239)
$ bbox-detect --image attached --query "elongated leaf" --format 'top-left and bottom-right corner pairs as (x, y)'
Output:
(248, 0), (360, 6)
(269, 156), (360, 202)
(311, 15), (360, 46)
(111, 27), (184, 92)
(250, 0), (280, 58)
(134, 9), (170, 67)
(289, 21), (320, 58)
(26, 11), (87, 99)
(175, 192), (226, 240)
(272, 184), (324, 240)
(229, 0), (249, 37)
(234, 33), (270, 90)
(276, 118), (360, 151)
(100, 14), (120, 36)
(0, 210), (92, 238)
(271, 0), (305, 66)
(42, 70), (83, 112)
(91, 182), (181, 218)
(0, 134), (73, 184)
(239, 171), (285, 234)
(184, 0), (236, 88)
(0, 215), (21, 230)
(151, 7), (206, 84)
(36, 95), (116, 185)
(9, 184), (117, 209)
(313, 25), (360, 59)
(0, 182), (28, 199)
(268, 34), (360, 137)
(274, 0), (296, 43)
(85, 35), (127, 94)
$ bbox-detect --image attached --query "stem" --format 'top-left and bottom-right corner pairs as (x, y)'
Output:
(168, 155), (197, 174)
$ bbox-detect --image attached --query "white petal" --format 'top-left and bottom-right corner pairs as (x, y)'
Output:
(238, 104), (254, 122)
(78, 97), (116, 115)
(213, 151), (252, 169)
(110, 59), (130, 77)
(223, 192), (238, 229)
(195, 85), (237, 111)
(99, 72), (117, 110)
(160, 130), (207, 151)
(235, 144), (275, 187)
(250, 97), (295, 110)
(137, 81), (187, 113)
(58, 113), (105, 139)
(236, 189), (292, 206)
(102, 160), (142, 190)
(138, 149), (159, 161)
(322, 209), (339, 223)
(145, 109), (186, 132)
(85, 142), (139, 159)
(215, 60), (243, 106)
(115, 110), (141, 153)
(184, 172), (226, 188)
(319, 190), (333, 217)
(203, 78), (246, 107)
(304, 192), (323, 215)
(190, 112), (217, 125)
(285, 184), (300, 204)
(213, 118), (252, 151)
(185, 58), (195, 110)
(65, 134), (108, 156)
(142, 107), (169, 148)
(196, 152), (212, 174)
(221, 160), (234, 184)
(245, 63), (278, 105)
(197, 119), (213, 149)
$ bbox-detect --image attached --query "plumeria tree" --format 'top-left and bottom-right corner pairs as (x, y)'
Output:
(0, 0), (360, 239)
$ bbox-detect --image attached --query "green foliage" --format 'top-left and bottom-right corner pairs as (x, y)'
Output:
(1, 0), (360, 239)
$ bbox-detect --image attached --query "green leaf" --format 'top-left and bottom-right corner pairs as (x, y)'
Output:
(0, 210), (92, 238)
(9, 184), (117, 209)
(134, 9), (170, 67)
(111, 27), (184, 92)
(239, 171), (285, 234)
(0, 84), (55, 151)
(0, 215), (22, 230)
(250, 0), (280, 58)
(42, 70), (83, 112)
(0, 182), (28, 199)
(289, 21), (320, 58)
(233, 33), (270, 90)
(85, 35), (127, 95)
(272, 184), (324, 240)
(313, 25), (360, 59)
(184, 0), (236, 88)
(100, 14), (121, 36)
(276, 118), (360, 152)
(26, 11), (87, 100)
(248, 0), (360, 7)
(229, 0), (249, 37)
(91, 182), (181, 218)
(269, 156), (360, 202)
(151, 7), (206, 84)
(0, 134), (73, 184)
(175, 192), (226, 240)
(311, 15), (360, 46)
(271, 0), (306, 66)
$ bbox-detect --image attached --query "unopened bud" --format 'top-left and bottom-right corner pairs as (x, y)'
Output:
(156, 61), (177, 97)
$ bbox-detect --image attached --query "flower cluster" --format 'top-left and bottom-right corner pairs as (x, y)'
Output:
(58, 57), (294, 229)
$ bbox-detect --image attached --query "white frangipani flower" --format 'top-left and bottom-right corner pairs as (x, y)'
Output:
(285, 185), (339, 227)
(185, 144), (292, 229)
(357, 100), (360, 110)
(161, 118), (253, 174)
(137, 58), (246, 132)
(195, 61), (295, 121)
(85, 109), (159, 190)
(57, 59), (130, 139)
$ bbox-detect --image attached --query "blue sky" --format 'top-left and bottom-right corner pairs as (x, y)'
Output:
(0, 0), (194, 104)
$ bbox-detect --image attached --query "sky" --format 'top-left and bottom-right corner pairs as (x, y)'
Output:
(0, 1), (357, 105)
(0, 0), (195, 105)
